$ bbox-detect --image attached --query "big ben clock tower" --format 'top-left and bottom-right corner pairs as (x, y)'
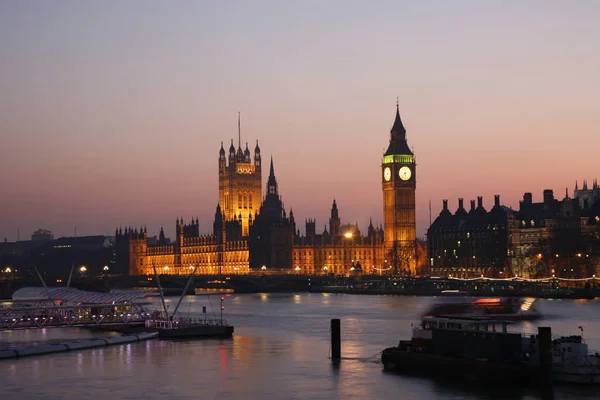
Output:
(382, 102), (417, 275)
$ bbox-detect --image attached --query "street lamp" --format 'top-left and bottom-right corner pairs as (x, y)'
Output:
(79, 266), (87, 273)
(103, 265), (109, 272)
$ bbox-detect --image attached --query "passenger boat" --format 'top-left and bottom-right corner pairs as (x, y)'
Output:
(382, 315), (600, 385)
(144, 317), (234, 339)
(381, 316), (540, 383)
(423, 296), (542, 321)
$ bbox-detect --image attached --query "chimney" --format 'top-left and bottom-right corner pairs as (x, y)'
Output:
(523, 192), (532, 204)
(458, 198), (464, 210)
(443, 199), (448, 210)
(543, 189), (554, 204)
(470, 200), (476, 212)
(494, 194), (500, 207)
(477, 196), (483, 209)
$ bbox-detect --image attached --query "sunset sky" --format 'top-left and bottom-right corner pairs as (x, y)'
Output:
(1, 1), (599, 242)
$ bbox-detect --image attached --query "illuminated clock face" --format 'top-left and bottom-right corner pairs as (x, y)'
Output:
(399, 166), (412, 181)
(383, 167), (391, 181)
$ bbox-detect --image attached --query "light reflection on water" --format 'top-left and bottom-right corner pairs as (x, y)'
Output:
(1, 294), (600, 399)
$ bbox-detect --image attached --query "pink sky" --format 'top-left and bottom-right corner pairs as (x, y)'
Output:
(1, 1), (599, 241)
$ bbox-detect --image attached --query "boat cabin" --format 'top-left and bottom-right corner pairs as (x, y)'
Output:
(413, 316), (511, 340)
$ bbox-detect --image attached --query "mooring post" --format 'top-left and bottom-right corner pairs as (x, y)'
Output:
(331, 318), (341, 361)
(538, 326), (552, 383)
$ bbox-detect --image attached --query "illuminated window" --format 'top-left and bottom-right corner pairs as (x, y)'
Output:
(531, 220), (535, 227)
(243, 194), (247, 208)
(248, 194), (253, 208)
(238, 193), (242, 208)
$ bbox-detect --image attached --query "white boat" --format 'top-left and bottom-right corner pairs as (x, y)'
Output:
(523, 329), (600, 384)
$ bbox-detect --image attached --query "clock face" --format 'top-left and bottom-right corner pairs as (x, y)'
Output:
(399, 166), (412, 181)
(383, 167), (391, 182)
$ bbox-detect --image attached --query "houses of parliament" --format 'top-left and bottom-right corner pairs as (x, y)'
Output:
(115, 106), (420, 276)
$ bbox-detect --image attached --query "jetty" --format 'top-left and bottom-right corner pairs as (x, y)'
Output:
(0, 331), (158, 360)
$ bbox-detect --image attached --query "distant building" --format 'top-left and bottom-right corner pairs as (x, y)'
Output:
(31, 229), (54, 241)
(509, 186), (600, 278)
(293, 201), (385, 275)
(427, 196), (509, 278)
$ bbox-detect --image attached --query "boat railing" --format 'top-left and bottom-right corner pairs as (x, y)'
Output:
(145, 318), (229, 329)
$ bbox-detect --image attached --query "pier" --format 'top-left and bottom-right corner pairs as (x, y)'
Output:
(0, 331), (158, 360)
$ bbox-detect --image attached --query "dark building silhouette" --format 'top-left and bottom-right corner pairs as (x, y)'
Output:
(427, 195), (509, 278)
(248, 158), (294, 269)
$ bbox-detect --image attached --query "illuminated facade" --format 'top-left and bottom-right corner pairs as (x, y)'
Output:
(293, 201), (385, 275)
(116, 207), (249, 276)
(382, 104), (417, 274)
(508, 187), (600, 278)
(218, 115), (262, 237)
(116, 105), (423, 276)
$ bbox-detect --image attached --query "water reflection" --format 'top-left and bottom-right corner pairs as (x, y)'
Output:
(1, 295), (600, 399)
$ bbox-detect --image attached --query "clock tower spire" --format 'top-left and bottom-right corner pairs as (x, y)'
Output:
(382, 102), (417, 275)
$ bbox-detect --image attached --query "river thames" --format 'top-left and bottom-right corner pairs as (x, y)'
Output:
(2, 293), (600, 399)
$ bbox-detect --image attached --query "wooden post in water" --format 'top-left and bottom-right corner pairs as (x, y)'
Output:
(331, 318), (341, 361)
(538, 326), (552, 382)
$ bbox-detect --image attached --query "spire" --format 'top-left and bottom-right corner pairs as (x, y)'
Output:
(238, 111), (241, 149)
(390, 99), (406, 135)
(384, 101), (413, 156)
(267, 156), (278, 196)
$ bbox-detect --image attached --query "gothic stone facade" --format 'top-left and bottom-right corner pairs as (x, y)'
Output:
(116, 106), (419, 276)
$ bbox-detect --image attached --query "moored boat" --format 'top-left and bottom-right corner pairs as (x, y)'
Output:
(382, 315), (600, 385)
(523, 331), (600, 384)
(381, 316), (541, 383)
(144, 318), (234, 339)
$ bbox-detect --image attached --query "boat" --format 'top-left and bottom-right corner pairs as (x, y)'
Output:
(148, 263), (234, 339)
(423, 296), (542, 321)
(523, 329), (600, 384)
(144, 317), (233, 339)
(381, 316), (541, 383)
(382, 315), (600, 385)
